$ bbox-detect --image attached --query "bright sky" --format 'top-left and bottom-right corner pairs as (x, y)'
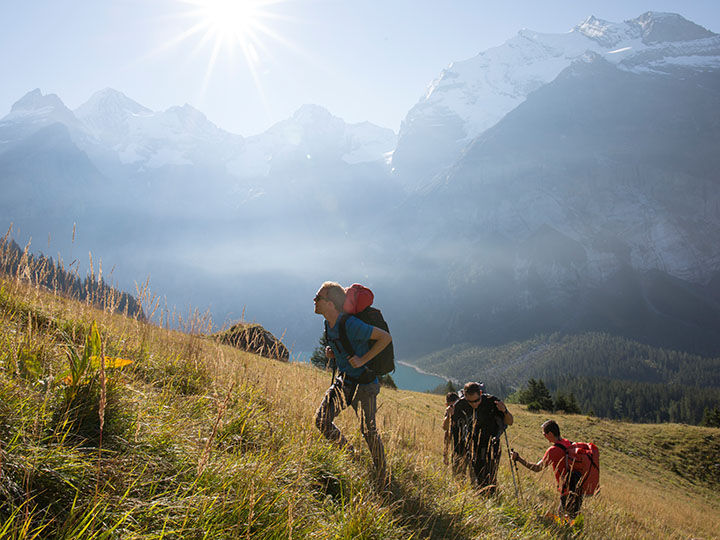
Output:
(2, 0), (719, 136)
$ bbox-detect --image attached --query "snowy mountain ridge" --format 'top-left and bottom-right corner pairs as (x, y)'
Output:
(392, 11), (720, 187)
(0, 89), (85, 148)
(0, 88), (395, 174)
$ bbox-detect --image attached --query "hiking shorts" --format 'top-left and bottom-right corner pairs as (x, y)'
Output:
(315, 376), (380, 438)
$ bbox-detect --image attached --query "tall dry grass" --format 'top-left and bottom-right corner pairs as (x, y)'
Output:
(0, 239), (718, 538)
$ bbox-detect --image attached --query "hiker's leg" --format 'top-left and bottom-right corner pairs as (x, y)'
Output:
(558, 495), (567, 516)
(470, 448), (480, 484)
(489, 437), (501, 485)
(314, 378), (350, 447)
(559, 472), (583, 517)
(455, 436), (472, 478)
(443, 432), (451, 465)
(473, 443), (488, 486)
(565, 471), (584, 517)
(452, 448), (465, 476)
(357, 382), (386, 476)
(565, 492), (583, 518)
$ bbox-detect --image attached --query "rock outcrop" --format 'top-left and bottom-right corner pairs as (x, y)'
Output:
(214, 323), (289, 361)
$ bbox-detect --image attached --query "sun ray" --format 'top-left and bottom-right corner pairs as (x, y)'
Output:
(130, 20), (209, 66)
(200, 37), (225, 97)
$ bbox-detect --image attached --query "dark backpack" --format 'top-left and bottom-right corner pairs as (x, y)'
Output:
(337, 306), (395, 376)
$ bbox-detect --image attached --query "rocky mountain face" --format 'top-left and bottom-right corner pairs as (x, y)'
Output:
(2, 11), (720, 358)
(389, 49), (720, 355)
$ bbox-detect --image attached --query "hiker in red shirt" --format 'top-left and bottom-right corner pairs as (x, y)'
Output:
(511, 420), (584, 518)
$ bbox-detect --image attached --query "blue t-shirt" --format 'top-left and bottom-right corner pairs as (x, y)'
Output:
(325, 314), (375, 381)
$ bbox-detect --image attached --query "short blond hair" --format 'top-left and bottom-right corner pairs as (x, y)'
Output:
(320, 281), (346, 311)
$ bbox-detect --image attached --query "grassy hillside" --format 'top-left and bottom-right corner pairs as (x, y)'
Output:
(412, 334), (720, 425)
(1, 276), (719, 539)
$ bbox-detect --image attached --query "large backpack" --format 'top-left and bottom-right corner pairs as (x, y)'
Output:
(337, 284), (395, 376)
(555, 440), (600, 496)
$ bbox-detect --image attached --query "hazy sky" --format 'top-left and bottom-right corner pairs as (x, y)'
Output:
(2, 0), (719, 136)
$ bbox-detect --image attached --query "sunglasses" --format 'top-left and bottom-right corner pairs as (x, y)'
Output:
(466, 397), (481, 404)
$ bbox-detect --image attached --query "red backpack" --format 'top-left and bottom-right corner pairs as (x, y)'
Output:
(555, 440), (600, 496)
(343, 284), (374, 314)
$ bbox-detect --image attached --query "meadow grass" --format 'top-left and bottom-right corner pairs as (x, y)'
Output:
(0, 271), (719, 539)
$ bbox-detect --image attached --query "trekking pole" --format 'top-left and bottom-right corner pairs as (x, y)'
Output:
(511, 447), (523, 498)
(503, 430), (521, 502)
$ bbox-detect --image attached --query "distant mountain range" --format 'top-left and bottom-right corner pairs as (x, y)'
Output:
(1, 87), (395, 173)
(2, 11), (720, 366)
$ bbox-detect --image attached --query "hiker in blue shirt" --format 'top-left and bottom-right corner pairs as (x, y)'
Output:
(313, 281), (391, 483)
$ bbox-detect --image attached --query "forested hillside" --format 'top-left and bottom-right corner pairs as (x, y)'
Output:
(412, 332), (720, 424)
(0, 233), (142, 317)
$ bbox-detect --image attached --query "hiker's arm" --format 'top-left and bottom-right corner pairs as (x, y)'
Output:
(443, 407), (453, 431)
(511, 451), (543, 472)
(349, 327), (391, 368)
(496, 400), (513, 426)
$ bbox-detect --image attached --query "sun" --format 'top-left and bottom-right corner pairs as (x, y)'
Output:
(194, 0), (264, 49)
(170, 0), (291, 95)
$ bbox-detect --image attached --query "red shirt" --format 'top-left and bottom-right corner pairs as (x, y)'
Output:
(542, 438), (572, 493)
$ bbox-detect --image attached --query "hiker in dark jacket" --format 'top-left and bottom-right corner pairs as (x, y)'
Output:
(511, 420), (583, 518)
(313, 281), (391, 482)
(451, 381), (513, 490)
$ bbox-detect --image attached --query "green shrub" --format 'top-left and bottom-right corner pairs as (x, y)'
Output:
(527, 401), (542, 412)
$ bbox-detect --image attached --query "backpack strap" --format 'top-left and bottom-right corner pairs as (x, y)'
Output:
(554, 441), (573, 490)
(337, 313), (356, 358)
(324, 320), (336, 383)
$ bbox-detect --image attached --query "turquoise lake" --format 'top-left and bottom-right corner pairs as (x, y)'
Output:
(291, 352), (448, 393)
(391, 361), (448, 392)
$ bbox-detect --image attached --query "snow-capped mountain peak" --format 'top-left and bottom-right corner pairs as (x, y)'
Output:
(162, 104), (220, 134)
(575, 15), (635, 47)
(75, 88), (151, 119)
(2, 88), (78, 127)
(71, 90), (244, 167)
(292, 104), (335, 126)
(392, 11), (720, 188)
(10, 88), (65, 113)
(632, 11), (716, 44)
(226, 104), (396, 177)
(74, 88), (153, 145)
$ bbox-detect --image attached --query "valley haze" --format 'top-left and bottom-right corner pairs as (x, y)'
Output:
(2, 8), (720, 404)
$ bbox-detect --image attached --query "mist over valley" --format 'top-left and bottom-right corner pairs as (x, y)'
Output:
(3, 11), (720, 405)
